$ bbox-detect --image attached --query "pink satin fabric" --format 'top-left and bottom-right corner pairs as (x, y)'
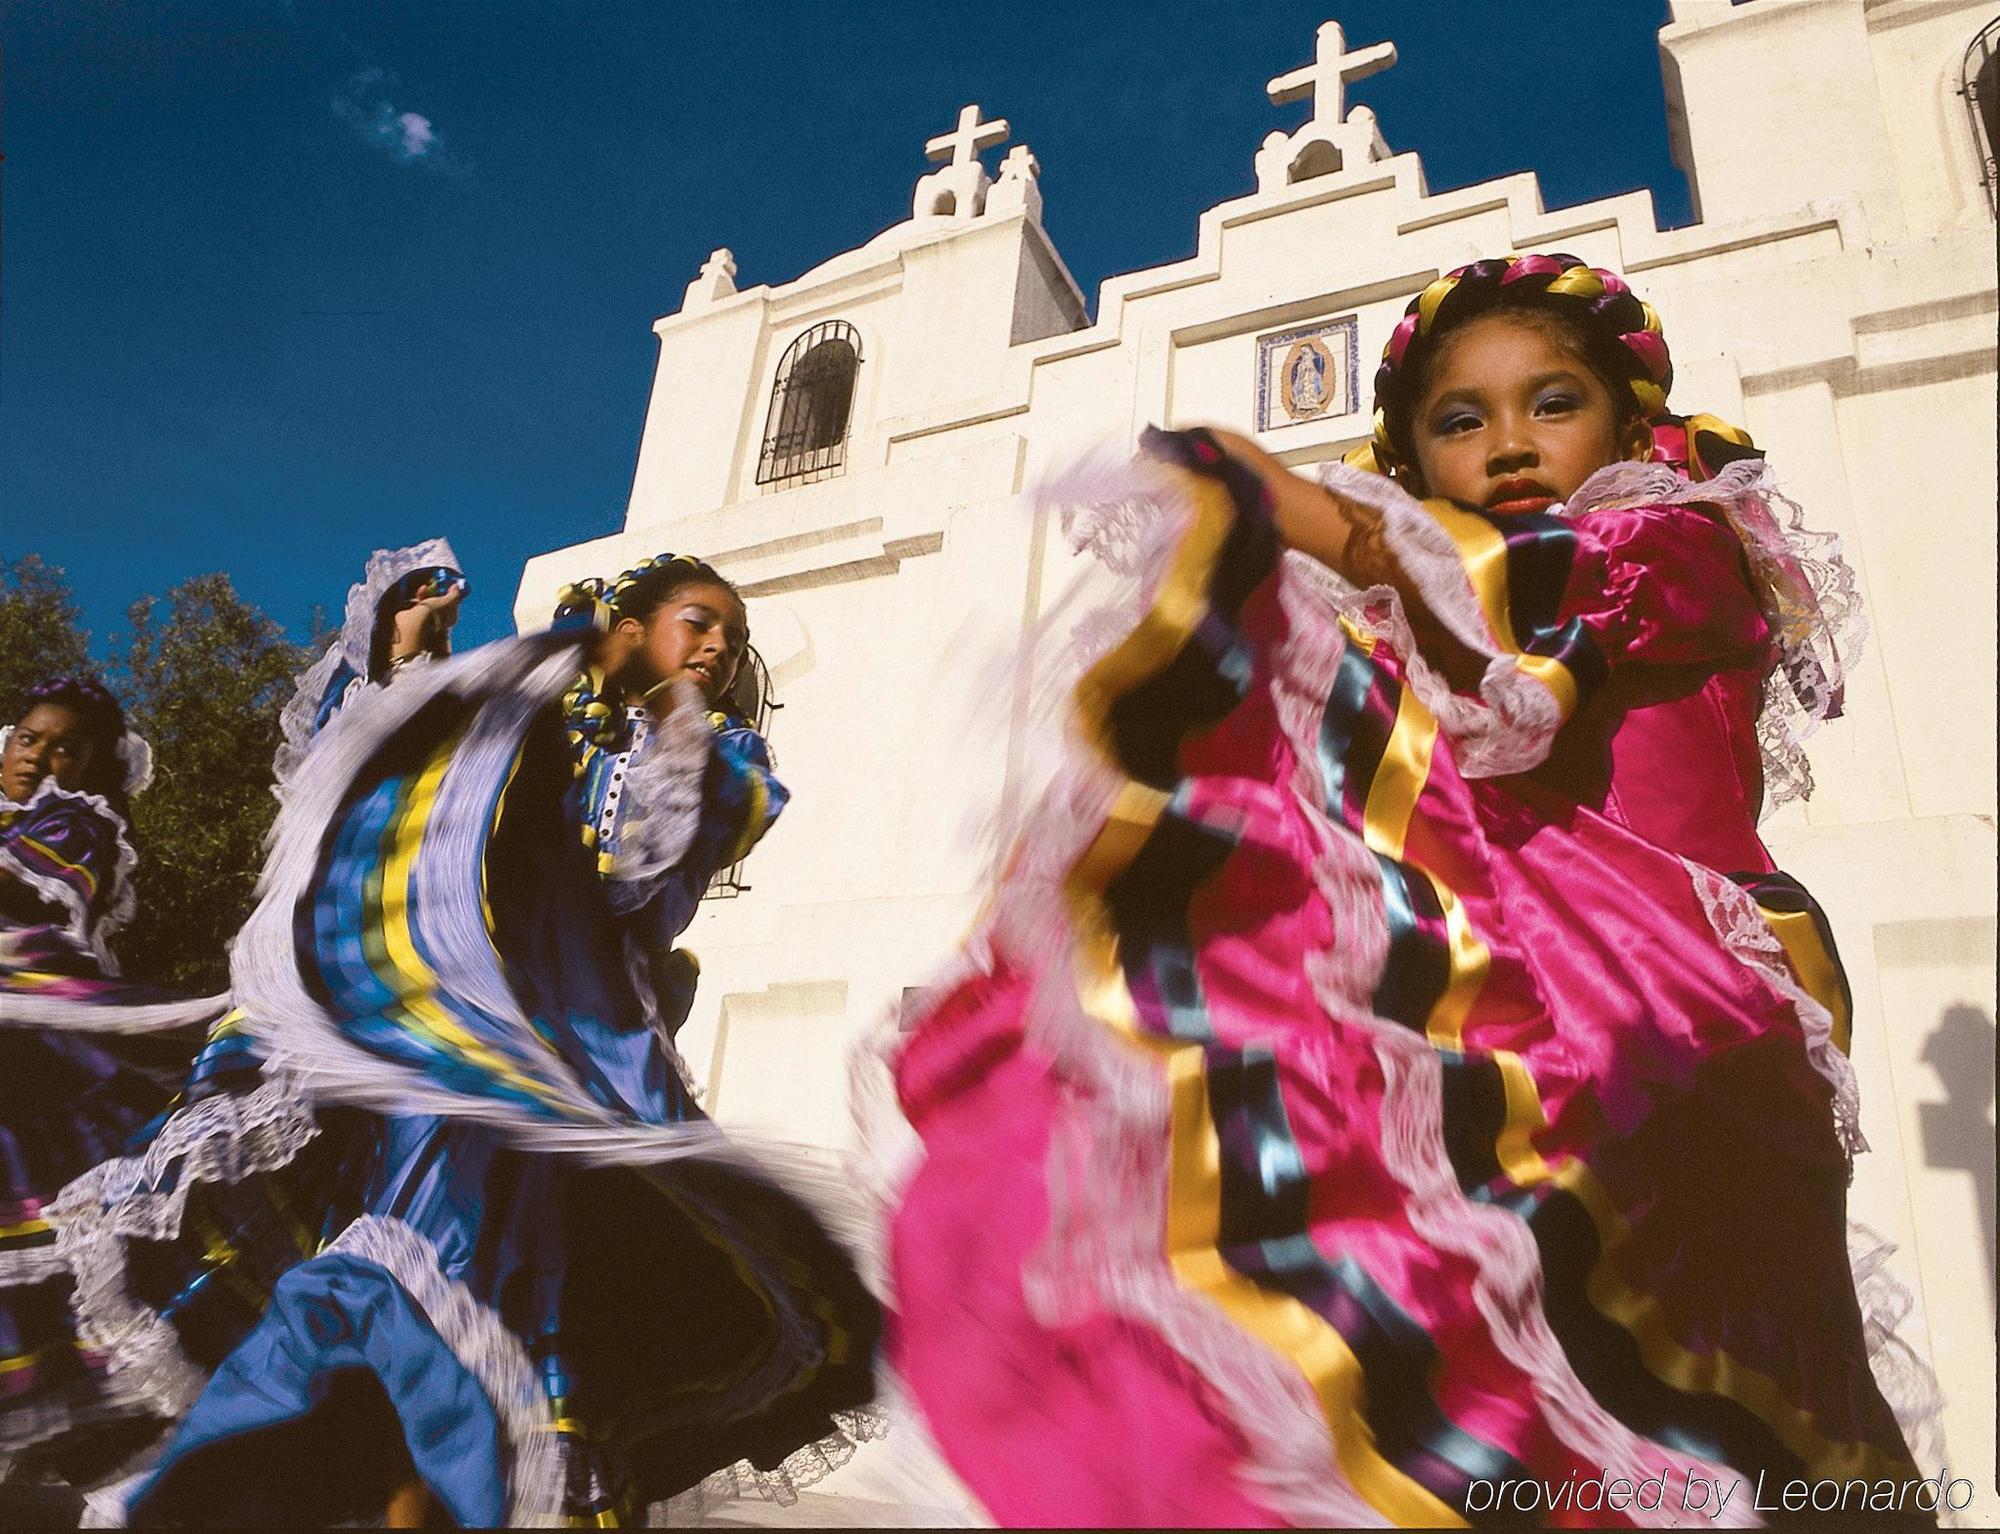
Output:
(887, 490), (1905, 1526)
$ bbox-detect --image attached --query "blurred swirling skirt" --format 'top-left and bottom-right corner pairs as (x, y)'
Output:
(883, 433), (1926, 1528)
(0, 920), (216, 1483)
(97, 634), (879, 1528)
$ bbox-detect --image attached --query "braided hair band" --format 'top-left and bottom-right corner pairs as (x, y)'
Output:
(1345, 252), (1672, 483)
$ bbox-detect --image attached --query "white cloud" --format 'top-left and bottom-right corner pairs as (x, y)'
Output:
(332, 69), (459, 171)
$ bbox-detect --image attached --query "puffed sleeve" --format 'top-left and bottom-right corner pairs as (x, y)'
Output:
(1416, 497), (1771, 727)
(1558, 502), (1771, 669)
(589, 710), (790, 951)
(694, 721), (789, 872)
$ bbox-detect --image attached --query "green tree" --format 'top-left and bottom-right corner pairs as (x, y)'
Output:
(0, 555), (94, 724)
(117, 575), (308, 993)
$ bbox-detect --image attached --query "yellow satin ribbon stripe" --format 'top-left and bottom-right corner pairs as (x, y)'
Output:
(1418, 501), (1521, 654)
(1754, 904), (1853, 1056)
(1073, 474), (1240, 765)
(1356, 675), (1492, 1053)
(16, 835), (98, 898)
(374, 726), (572, 1112)
(1417, 501), (1583, 725)
(1059, 474), (1463, 1528)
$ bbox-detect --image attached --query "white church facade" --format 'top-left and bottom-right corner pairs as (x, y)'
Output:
(518, 1), (1999, 1519)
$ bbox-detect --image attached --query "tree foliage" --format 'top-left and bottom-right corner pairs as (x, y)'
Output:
(116, 576), (309, 993)
(0, 555), (95, 723)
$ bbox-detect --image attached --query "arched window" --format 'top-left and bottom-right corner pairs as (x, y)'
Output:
(1964, 17), (2000, 216)
(704, 642), (779, 900)
(756, 321), (862, 486)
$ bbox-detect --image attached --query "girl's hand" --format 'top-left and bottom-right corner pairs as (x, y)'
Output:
(388, 585), (465, 663)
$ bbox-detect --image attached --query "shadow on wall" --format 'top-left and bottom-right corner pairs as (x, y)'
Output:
(1918, 1002), (1996, 1314)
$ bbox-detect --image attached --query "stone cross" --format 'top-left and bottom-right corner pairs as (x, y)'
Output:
(1266, 21), (1396, 128)
(925, 103), (1010, 167)
(684, 247), (738, 310)
(986, 144), (1042, 221)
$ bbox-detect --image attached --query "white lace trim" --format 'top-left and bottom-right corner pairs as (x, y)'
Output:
(317, 1215), (565, 1527)
(48, 1075), (319, 1421)
(0, 776), (140, 972)
(273, 539), (461, 794)
(0, 986), (231, 1036)
(653, 1407), (893, 1522)
(1682, 858), (1866, 1157)
(0, 1244), (69, 1288)
(112, 733), (154, 799)
(1565, 457), (1866, 815)
(1846, 1221), (1952, 1506)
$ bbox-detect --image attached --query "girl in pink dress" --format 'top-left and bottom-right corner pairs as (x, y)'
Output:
(879, 254), (1939, 1526)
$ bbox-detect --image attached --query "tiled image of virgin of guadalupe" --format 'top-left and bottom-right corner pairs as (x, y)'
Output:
(82, 551), (880, 1528)
(36, 543), (470, 1497)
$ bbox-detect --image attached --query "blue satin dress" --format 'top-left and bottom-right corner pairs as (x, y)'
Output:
(120, 632), (878, 1527)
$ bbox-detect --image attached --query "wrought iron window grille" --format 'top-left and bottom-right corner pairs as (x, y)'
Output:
(755, 321), (863, 486)
(1963, 16), (2000, 217)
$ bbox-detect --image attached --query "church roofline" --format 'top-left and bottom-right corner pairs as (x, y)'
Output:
(652, 205), (1084, 338)
(869, 147), (1873, 457)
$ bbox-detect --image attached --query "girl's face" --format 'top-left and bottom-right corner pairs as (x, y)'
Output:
(630, 581), (747, 706)
(1406, 312), (1642, 514)
(3, 703), (99, 802)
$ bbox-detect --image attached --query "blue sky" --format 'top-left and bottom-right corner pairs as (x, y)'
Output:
(1, 1), (1684, 654)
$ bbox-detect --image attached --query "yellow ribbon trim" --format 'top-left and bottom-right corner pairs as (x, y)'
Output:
(1074, 475), (1239, 764)
(374, 728), (569, 1111)
(1357, 676), (1491, 1052)
(1755, 905), (1852, 1056)
(1417, 501), (1583, 725)
(1418, 501), (1521, 654)
(17, 835), (97, 897)
(1060, 472), (1460, 1527)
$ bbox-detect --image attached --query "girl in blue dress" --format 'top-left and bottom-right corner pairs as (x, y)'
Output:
(91, 553), (877, 1527)
(46, 544), (472, 1489)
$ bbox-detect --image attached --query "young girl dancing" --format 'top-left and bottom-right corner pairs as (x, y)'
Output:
(881, 254), (1936, 1527)
(44, 544), (471, 1483)
(0, 676), (212, 1484)
(94, 553), (878, 1527)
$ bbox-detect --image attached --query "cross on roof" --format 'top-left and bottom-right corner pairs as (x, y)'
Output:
(1266, 21), (1396, 127)
(925, 104), (1010, 167)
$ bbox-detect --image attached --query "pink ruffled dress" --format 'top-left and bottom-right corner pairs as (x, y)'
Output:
(881, 428), (1929, 1527)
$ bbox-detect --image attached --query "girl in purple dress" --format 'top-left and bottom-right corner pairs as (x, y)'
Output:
(0, 677), (207, 1485)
